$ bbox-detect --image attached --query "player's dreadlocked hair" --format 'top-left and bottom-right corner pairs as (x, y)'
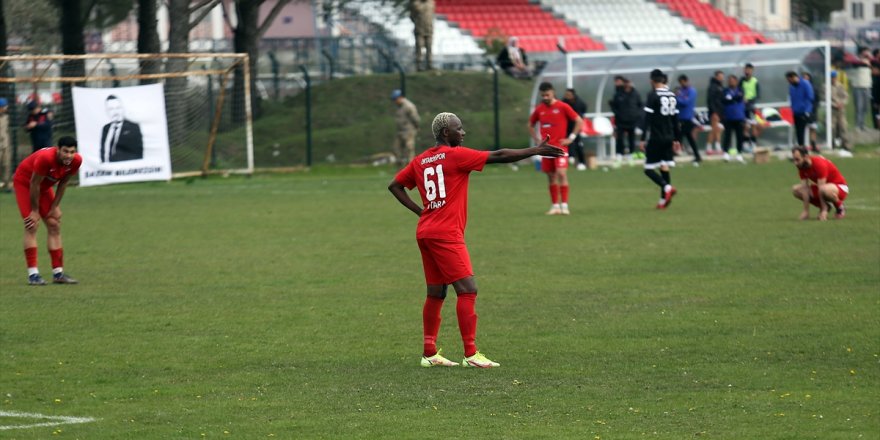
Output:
(432, 112), (458, 141)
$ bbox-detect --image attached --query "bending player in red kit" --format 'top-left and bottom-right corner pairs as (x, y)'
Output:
(13, 136), (82, 285)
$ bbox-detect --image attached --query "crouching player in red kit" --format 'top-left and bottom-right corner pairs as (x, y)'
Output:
(389, 112), (563, 368)
(791, 146), (849, 221)
(13, 136), (82, 285)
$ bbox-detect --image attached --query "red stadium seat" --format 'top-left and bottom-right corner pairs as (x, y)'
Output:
(777, 107), (795, 125)
(435, 0), (603, 52)
(655, 0), (771, 44)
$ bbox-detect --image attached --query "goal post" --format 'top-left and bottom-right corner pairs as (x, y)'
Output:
(0, 53), (254, 178)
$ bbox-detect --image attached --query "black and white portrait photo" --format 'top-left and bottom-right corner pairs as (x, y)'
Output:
(100, 94), (143, 162)
(73, 84), (171, 187)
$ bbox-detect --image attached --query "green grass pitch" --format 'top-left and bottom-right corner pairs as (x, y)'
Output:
(1, 156), (878, 439)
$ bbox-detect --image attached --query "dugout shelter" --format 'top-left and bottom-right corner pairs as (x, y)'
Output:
(532, 42), (833, 160)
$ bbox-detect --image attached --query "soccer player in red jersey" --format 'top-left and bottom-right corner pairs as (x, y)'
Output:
(791, 146), (849, 221)
(528, 82), (583, 215)
(389, 112), (562, 368)
(12, 136), (82, 285)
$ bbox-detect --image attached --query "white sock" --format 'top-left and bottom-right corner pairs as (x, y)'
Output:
(658, 197), (666, 205)
(53, 267), (63, 275)
(28, 267), (39, 276)
(561, 203), (569, 209)
(714, 142), (721, 151)
(553, 203), (561, 209)
(663, 184), (672, 193)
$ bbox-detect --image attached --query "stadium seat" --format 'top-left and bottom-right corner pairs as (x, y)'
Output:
(435, 0), (604, 53)
(345, 1), (485, 59)
(654, 0), (771, 44)
(538, 0), (721, 49)
(776, 107), (795, 126)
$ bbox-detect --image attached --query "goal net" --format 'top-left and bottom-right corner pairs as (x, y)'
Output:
(0, 53), (254, 177)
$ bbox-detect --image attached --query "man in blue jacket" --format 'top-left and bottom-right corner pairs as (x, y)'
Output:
(786, 71), (815, 148)
(676, 75), (702, 166)
(722, 74), (746, 164)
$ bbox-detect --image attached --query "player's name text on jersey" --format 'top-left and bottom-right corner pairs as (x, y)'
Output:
(427, 200), (446, 210)
(420, 153), (446, 165)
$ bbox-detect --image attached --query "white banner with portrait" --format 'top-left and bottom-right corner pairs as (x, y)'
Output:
(73, 84), (172, 187)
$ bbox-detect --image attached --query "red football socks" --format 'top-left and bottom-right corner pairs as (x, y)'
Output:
(549, 184), (559, 204)
(456, 293), (478, 357)
(49, 248), (63, 270)
(560, 185), (569, 203)
(422, 296), (444, 357)
(24, 247), (38, 269)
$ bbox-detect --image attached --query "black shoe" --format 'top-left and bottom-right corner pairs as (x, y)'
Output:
(53, 273), (79, 284)
(28, 273), (48, 286)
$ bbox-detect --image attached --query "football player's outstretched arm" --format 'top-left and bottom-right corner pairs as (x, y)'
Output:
(486, 135), (563, 164)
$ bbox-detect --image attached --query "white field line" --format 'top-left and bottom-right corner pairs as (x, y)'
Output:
(0, 410), (98, 430)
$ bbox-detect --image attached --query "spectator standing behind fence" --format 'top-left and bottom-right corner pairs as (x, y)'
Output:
(740, 63), (762, 151)
(801, 72), (821, 152)
(24, 100), (53, 153)
(391, 89), (421, 168)
(609, 76), (643, 165)
(0, 98), (10, 191)
(410, 0), (434, 71)
(871, 49), (880, 129)
(786, 71), (814, 149)
(721, 74), (746, 164)
(675, 75), (702, 166)
(705, 70), (725, 155)
(497, 37), (531, 80)
(850, 48), (873, 131)
(561, 88), (588, 171)
(829, 71), (852, 157)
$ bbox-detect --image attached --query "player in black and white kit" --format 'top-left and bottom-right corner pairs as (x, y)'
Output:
(639, 69), (682, 209)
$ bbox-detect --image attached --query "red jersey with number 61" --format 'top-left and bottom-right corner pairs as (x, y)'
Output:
(394, 145), (490, 241)
(798, 155), (846, 186)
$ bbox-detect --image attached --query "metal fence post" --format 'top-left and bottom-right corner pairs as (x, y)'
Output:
(321, 49), (334, 80)
(486, 60), (500, 150)
(268, 51), (280, 99)
(299, 65), (313, 168)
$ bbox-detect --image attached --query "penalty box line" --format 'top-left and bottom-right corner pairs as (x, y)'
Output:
(0, 410), (98, 430)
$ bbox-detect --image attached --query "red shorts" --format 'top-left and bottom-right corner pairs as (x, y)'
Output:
(417, 238), (473, 285)
(13, 180), (54, 218)
(811, 183), (849, 203)
(541, 153), (569, 173)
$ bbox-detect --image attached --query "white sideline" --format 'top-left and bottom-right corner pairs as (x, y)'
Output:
(0, 410), (98, 430)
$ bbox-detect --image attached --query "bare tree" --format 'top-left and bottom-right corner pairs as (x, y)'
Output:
(54, 0), (91, 130)
(224, 0), (291, 122)
(137, 0), (161, 84)
(0, 0), (10, 106)
(164, 0), (221, 145)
